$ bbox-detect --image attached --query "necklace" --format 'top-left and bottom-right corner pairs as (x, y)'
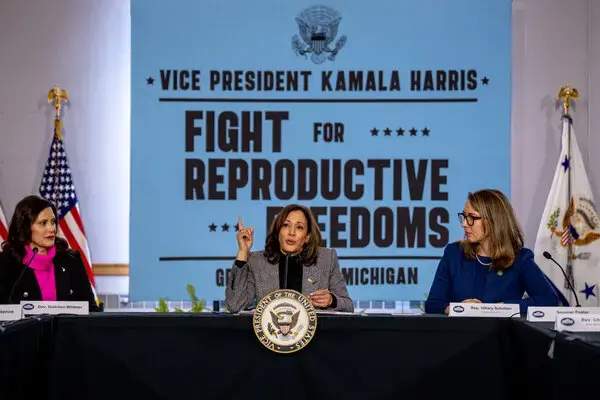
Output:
(476, 254), (492, 266)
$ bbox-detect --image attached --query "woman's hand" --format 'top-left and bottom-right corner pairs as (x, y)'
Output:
(236, 216), (254, 260)
(308, 289), (333, 308)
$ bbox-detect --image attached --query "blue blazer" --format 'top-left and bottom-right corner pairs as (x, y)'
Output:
(425, 242), (560, 314)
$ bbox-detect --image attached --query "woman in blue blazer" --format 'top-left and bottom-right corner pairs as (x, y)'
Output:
(425, 189), (559, 314)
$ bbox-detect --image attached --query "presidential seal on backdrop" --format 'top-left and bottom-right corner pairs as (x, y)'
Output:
(253, 289), (317, 354)
(291, 5), (347, 64)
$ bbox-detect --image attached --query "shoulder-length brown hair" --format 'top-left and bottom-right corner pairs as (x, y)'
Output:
(460, 189), (524, 268)
(2, 195), (69, 262)
(263, 204), (322, 266)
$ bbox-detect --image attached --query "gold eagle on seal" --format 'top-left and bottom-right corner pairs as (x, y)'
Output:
(268, 303), (301, 337)
(550, 197), (600, 247)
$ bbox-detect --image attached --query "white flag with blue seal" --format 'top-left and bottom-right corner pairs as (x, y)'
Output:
(534, 116), (600, 306)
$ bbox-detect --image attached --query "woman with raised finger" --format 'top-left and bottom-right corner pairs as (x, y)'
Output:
(225, 204), (353, 313)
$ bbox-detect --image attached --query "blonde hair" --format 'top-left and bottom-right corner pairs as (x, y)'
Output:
(460, 189), (524, 268)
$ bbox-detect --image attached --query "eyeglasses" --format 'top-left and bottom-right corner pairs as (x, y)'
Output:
(458, 212), (482, 226)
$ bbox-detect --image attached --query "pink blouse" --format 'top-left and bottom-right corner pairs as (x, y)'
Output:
(23, 245), (57, 301)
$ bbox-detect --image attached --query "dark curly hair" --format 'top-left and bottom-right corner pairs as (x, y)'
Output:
(2, 195), (69, 261)
(263, 204), (322, 267)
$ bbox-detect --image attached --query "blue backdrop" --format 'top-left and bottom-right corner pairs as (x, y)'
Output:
(130, 0), (512, 302)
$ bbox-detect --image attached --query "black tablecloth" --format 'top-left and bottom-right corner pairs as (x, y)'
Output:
(510, 320), (600, 399)
(509, 320), (557, 398)
(1, 313), (600, 400)
(44, 314), (515, 400)
(0, 316), (54, 399)
(552, 328), (600, 398)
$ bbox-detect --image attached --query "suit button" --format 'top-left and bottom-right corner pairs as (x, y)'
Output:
(69, 289), (73, 295)
(23, 292), (28, 298)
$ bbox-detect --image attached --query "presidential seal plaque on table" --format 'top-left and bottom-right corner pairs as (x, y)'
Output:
(253, 289), (317, 353)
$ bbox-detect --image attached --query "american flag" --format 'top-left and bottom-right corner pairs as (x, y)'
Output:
(39, 128), (98, 302)
(0, 203), (7, 244)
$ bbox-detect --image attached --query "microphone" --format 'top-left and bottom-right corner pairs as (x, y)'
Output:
(543, 251), (581, 307)
(8, 247), (39, 304)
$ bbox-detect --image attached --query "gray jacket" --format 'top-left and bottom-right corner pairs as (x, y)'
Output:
(225, 247), (353, 313)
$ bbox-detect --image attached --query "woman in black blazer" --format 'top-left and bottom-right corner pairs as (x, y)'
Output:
(0, 195), (102, 311)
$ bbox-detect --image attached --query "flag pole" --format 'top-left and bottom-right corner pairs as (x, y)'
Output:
(45, 86), (100, 308)
(558, 84), (579, 301)
(47, 85), (68, 210)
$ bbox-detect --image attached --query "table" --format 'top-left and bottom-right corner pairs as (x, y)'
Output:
(0, 316), (54, 399)
(510, 319), (600, 399)
(44, 314), (514, 400)
(1, 313), (599, 400)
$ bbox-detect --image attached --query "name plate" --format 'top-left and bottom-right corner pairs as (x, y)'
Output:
(527, 307), (600, 322)
(20, 301), (89, 316)
(448, 302), (520, 318)
(555, 313), (600, 332)
(0, 305), (23, 321)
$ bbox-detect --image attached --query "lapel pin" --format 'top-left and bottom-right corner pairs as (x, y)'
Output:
(497, 270), (503, 276)
(61, 267), (66, 272)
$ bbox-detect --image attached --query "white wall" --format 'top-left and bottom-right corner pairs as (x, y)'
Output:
(511, 0), (597, 248)
(0, 0), (598, 296)
(589, 0), (600, 202)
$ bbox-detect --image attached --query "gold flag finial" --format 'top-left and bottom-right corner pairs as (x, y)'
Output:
(48, 85), (68, 140)
(558, 84), (579, 116)
(48, 85), (68, 119)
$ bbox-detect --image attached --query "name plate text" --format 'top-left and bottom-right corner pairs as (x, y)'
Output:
(0, 305), (23, 321)
(20, 301), (89, 316)
(448, 303), (520, 318)
(555, 313), (600, 332)
(527, 307), (600, 322)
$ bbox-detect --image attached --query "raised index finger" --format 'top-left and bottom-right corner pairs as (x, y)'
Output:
(238, 216), (244, 230)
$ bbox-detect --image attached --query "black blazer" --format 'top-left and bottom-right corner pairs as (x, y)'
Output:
(0, 249), (102, 312)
